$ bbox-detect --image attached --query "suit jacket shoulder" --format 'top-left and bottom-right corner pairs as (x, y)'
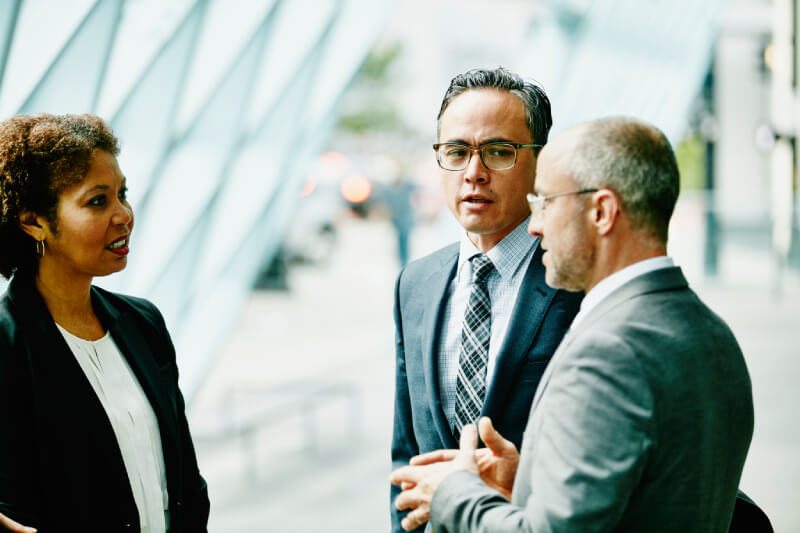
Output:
(93, 285), (162, 323)
(93, 285), (171, 341)
(396, 243), (458, 296)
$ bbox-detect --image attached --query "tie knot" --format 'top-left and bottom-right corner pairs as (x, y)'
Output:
(470, 254), (494, 284)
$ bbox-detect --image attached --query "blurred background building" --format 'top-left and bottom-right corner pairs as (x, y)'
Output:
(1, 0), (798, 531)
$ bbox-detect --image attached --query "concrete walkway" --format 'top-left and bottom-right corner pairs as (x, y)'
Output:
(189, 213), (800, 532)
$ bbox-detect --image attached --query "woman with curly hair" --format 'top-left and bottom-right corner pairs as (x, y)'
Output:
(0, 114), (209, 533)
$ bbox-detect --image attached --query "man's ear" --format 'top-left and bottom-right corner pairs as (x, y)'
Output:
(18, 210), (47, 241)
(590, 189), (620, 236)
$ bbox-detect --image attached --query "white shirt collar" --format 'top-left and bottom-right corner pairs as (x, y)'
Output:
(571, 256), (675, 330)
(456, 218), (538, 283)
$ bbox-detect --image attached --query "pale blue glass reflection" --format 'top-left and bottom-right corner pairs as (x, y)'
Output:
(96, 0), (194, 117)
(0, 0), (93, 117)
(174, 0), (277, 134)
(0, 0), (391, 400)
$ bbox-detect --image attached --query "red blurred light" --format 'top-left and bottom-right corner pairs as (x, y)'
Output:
(340, 174), (372, 203)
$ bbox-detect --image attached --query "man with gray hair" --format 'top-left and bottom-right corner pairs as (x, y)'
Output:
(391, 117), (754, 532)
(390, 68), (581, 531)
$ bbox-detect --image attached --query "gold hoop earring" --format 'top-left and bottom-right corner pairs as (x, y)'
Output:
(35, 240), (46, 258)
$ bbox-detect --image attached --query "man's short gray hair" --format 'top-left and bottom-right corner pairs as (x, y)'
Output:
(437, 67), (552, 149)
(569, 118), (680, 244)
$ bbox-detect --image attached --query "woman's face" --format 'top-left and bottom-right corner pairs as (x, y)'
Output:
(39, 149), (134, 282)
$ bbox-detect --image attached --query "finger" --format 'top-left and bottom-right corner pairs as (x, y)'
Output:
(475, 447), (493, 467)
(410, 449), (458, 465)
(0, 513), (37, 533)
(394, 486), (421, 511)
(390, 465), (421, 486)
(478, 417), (515, 454)
(459, 423), (479, 453)
(401, 507), (430, 532)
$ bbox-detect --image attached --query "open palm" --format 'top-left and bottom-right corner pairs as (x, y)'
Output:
(409, 417), (520, 501)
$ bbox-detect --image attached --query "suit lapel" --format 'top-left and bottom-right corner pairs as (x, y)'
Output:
(91, 289), (184, 502)
(419, 248), (460, 448)
(529, 266), (689, 412)
(529, 330), (573, 413)
(577, 266), (688, 334)
(483, 245), (557, 418)
(92, 289), (180, 450)
(9, 276), (118, 437)
(7, 275), (133, 494)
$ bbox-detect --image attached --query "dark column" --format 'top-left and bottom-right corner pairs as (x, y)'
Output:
(702, 66), (720, 278)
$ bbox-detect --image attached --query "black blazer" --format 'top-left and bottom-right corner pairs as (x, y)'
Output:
(0, 272), (209, 532)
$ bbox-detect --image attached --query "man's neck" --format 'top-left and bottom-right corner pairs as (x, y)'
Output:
(585, 241), (667, 293)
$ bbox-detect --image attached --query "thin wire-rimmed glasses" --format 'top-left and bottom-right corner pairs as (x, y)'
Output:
(433, 142), (542, 171)
(527, 189), (599, 215)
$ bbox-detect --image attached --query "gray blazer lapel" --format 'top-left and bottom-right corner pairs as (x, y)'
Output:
(577, 266), (688, 334)
(529, 332), (571, 413)
(529, 266), (689, 412)
(419, 247), (460, 447)
(483, 245), (557, 417)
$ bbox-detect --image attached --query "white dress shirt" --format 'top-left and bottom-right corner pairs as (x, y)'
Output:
(570, 255), (675, 330)
(57, 325), (169, 533)
(438, 219), (539, 432)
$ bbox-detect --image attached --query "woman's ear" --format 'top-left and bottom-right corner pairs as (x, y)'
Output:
(591, 189), (620, 236)
(18, 210), (48, 241)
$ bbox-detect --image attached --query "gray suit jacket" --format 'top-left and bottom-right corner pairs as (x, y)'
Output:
(431, 266), (753, 532)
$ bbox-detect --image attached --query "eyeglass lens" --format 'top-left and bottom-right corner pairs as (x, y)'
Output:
(438, 143), (516, 170)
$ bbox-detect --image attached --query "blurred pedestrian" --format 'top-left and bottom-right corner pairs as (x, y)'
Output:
(381, 172), (416, 267)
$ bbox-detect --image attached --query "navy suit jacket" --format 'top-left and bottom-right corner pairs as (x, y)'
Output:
(391, 241), (581, 532)
(0, 272), (209, 532)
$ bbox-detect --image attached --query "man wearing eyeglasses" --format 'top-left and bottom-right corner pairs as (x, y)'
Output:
(390, 117), (753, 532)
(390, 67), (582, 532)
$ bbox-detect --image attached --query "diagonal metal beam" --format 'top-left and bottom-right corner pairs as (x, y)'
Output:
(0, 0), (22, 100)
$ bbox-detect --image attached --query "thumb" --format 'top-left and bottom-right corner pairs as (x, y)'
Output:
(478, 417), (514, 454)
(459, 423), (479, 453)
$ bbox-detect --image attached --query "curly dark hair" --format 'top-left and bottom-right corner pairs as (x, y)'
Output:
(0, 113), (120, 279)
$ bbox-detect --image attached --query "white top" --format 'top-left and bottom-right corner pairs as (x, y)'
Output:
(438, 219), (539, 431)
(570, 255), (675, 330)
(56, 324), (169, 533)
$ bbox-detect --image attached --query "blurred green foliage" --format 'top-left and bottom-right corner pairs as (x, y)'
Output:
(337, 41), (403, 134)
(359, 40), (402, 85)
(338, 108), (399, 132)
(675, 133), (706, 190)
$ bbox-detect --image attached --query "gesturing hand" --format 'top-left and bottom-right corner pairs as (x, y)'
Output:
(390, 424), (480, 531)
(408, 417), (519, 501)
(474, 417), (519, 500)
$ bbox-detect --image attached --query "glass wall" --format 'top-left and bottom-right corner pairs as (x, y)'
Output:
(0, 0), (390, 398)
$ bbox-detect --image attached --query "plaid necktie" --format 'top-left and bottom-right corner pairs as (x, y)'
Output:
(454, 254), (495, 438)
